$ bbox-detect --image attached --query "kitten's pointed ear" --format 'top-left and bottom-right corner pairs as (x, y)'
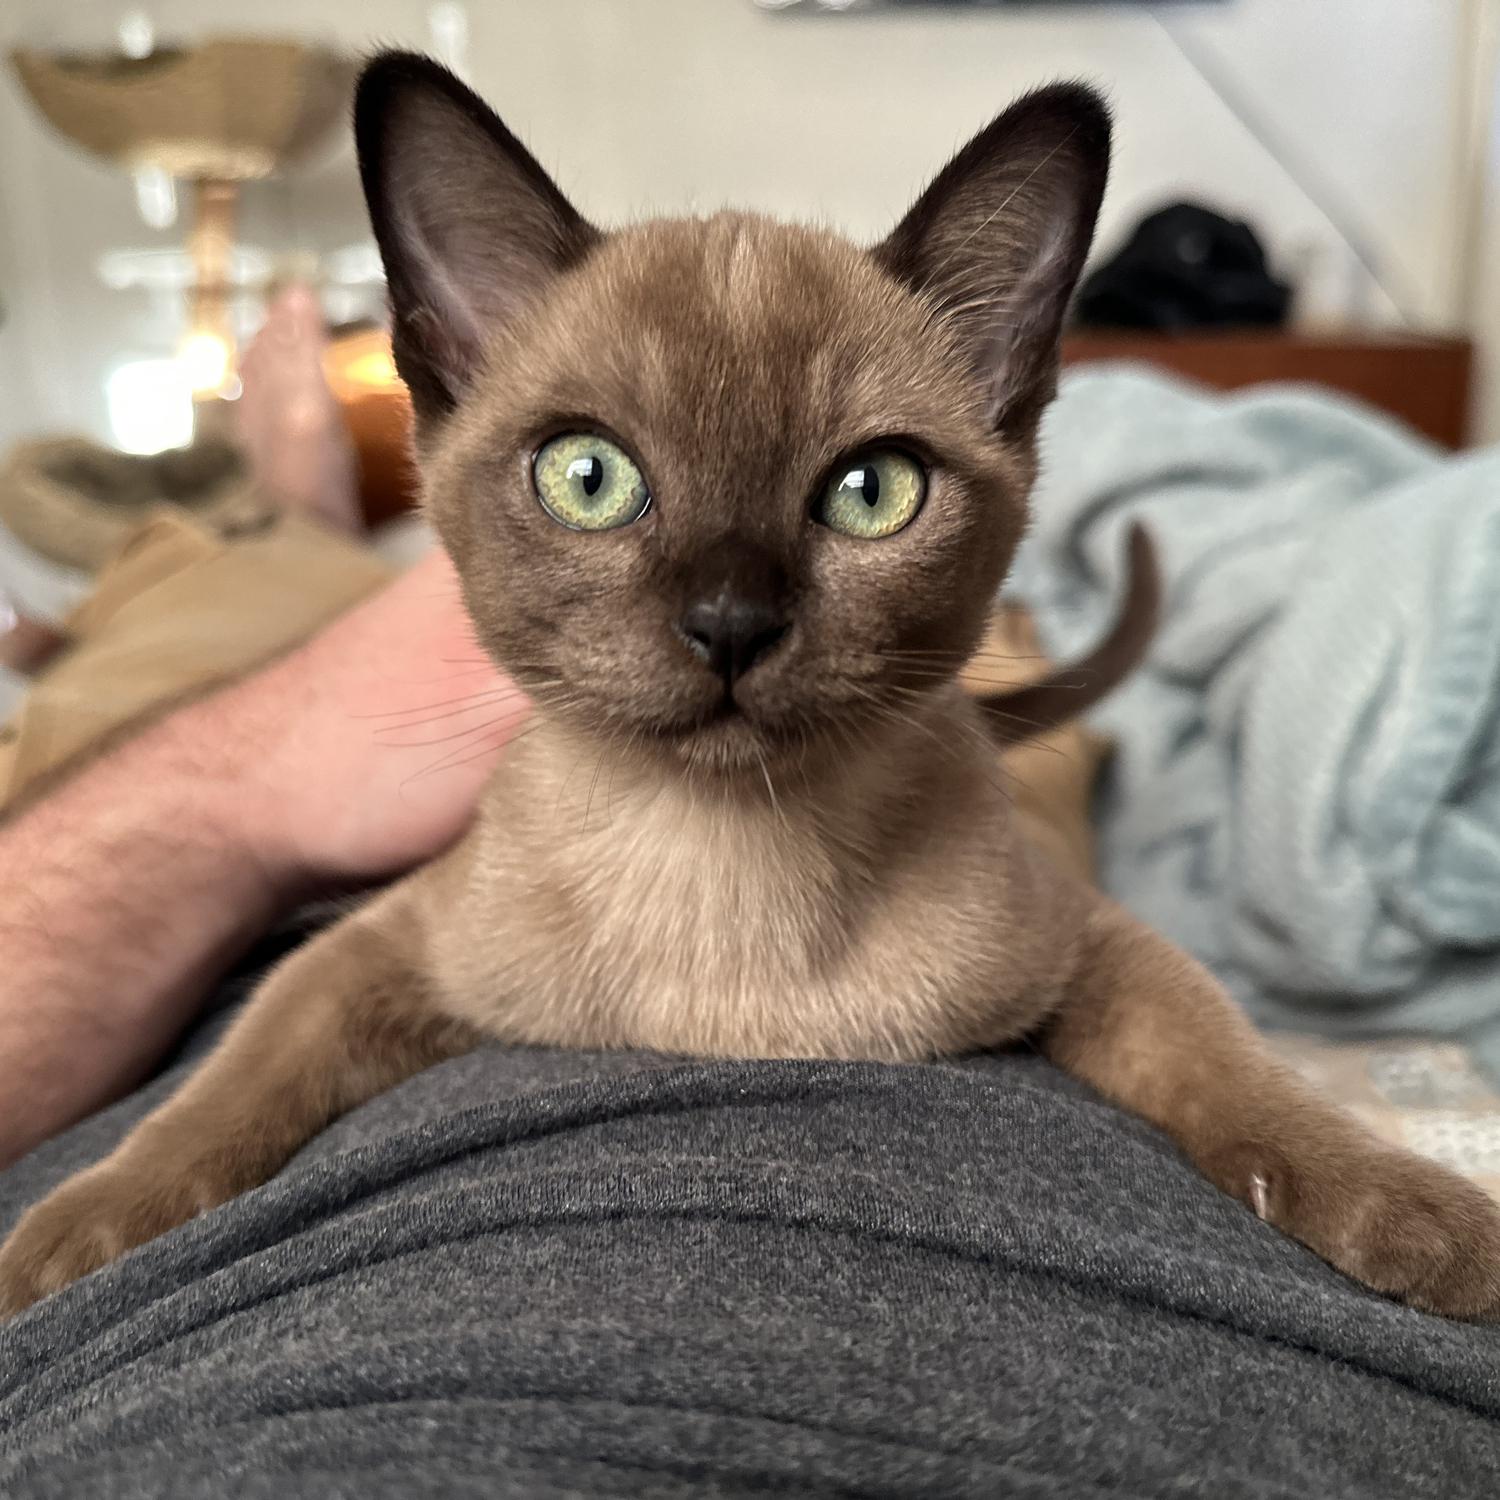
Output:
(355, 52), (599, 424)
(875, 84), (1110, 441)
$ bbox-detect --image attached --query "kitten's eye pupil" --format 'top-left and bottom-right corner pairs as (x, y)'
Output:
(842, 465), (879, 508)
(568, 455), (605, 497)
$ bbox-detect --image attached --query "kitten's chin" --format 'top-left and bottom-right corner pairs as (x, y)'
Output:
(613, 700), (808, 776)
(541, 680), (826, 776)
(676, 715), (790, 773)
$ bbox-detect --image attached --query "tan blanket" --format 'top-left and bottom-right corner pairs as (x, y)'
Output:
(0, 508), (388, 810)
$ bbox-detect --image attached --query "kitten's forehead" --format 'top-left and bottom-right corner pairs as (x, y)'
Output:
(500, 212), (988, 466)
(601, 213), (918, 379)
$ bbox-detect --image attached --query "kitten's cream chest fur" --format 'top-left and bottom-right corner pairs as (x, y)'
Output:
(418, 693), (1085, 1059)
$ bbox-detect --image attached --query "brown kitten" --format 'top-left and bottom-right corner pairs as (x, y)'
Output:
(3, 53), (1497, 1322)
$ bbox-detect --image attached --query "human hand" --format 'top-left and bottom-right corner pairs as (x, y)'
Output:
(220, 547), (526, 889)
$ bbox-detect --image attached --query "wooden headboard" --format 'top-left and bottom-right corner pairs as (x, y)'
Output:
(1062, 331), (1474, 449)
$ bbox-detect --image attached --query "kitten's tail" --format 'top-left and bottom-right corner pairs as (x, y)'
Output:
(977, 525), (1161, 745)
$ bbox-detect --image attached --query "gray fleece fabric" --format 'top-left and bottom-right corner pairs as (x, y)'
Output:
(2, 971), (1499, 1496)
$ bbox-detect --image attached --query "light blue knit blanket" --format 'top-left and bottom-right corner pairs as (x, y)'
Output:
(1018, 366), (1500, 1079)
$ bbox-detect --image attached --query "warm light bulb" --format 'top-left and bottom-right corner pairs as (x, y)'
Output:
(179, 330), (233, 394)
(341, 347), (401, 389)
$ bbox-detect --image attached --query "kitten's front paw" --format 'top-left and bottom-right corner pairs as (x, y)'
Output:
(0, 1155), (231, 1319)
(1218, 1138), (1500, 1320)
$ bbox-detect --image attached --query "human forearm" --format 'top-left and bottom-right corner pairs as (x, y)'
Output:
(0, 691), (282, 1166)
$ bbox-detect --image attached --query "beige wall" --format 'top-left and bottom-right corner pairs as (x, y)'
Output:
(0, 0), (1489, 447)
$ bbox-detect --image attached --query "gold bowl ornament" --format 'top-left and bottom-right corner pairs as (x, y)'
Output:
(10, 37), (352, 180)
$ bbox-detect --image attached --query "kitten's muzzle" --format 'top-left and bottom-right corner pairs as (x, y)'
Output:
(677, 592), (789, 690)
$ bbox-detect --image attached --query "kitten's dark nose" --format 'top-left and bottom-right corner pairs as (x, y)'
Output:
(678, 595), (789, 686)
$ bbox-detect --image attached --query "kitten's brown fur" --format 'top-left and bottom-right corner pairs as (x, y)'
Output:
(3, 54), (1498, 1322)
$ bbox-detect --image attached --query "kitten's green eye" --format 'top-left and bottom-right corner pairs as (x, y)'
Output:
(813, 449), (926, 539)
(533, 433), (650, 531)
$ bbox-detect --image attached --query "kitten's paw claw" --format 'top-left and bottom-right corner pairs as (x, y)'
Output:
(1248, 1169), (1271, 1220)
